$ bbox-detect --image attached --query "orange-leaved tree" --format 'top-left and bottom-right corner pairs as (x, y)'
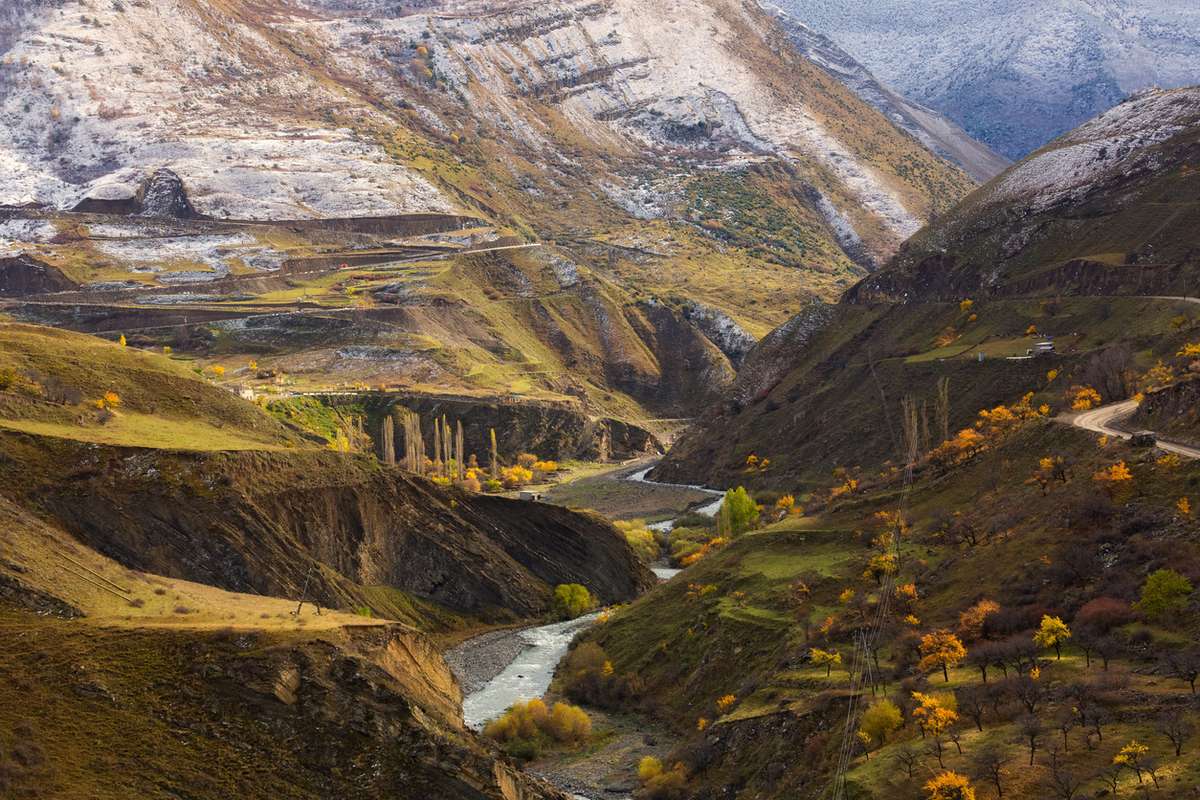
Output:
(918, 630), (967, 682)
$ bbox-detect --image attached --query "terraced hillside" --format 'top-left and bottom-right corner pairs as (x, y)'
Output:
(584, 420), (1200, 798)
(0, 0), (978, 424)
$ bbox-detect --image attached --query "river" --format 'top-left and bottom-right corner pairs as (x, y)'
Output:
(457, 463), (724, 724)
(451, 463), (725, 796)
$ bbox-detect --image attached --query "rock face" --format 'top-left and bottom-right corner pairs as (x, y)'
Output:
(0, 254), (78, 296)
(138, 168), (195, 218)
(347, 393), (660, 463)
(0, 434), (655, 620)
(760, 4), (1009, 183)
(1131, 377), (1200, 449)
(847, 87), (1200, 303)
(774, 0), (1200, 160)
(0, 0), (970, 266)
(0, 608), (571, 800)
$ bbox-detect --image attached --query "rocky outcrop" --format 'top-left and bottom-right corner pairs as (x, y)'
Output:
(1130, 377), (1200, 449)
(0, 433), (655, 621)
(346, 393), (661, 463)
(0, 254), (77, 296)
(138, 168), (195, 219)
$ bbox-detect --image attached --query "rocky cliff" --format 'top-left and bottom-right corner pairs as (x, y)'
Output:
(0, 432), (653, 621)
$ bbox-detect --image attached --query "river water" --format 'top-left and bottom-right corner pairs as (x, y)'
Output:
(461, 613), (600, 730)
(458, 462), (725, 776)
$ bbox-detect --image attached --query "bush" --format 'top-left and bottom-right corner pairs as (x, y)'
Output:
(636, 757), (688, 799)
(559, 642), (643, 709)
(672, 511), (715, 530)
(483, 699), (591, 760)
(552, 584), (596, 619)
(616, 520), (660, 563)
(859, 699), (902, 747)
(1136, 569), (1193, 620)
(0, 366), (17, 391)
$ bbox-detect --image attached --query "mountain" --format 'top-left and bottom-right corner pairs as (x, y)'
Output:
(849, 86), (1200, 303)
(0, 0), (978, 426)
(761, 4), (1010, 183)
(771, 0), (1200, 160)
(655, 88), (1200, 488)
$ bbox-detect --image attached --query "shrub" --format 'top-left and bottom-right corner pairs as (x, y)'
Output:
(616, 520), (659, 564)
(501, 465), (534, 488)
(552, 584), (595, 619)
(559, 642), (643, 709)
(637, 756), (687, 799)
(483, 699), (591, 760)
(1074, 597), (1134, 634)
(1136, 569), (1193, 620)
(859, 698), (902, 747)
(0, 366), (16, 391)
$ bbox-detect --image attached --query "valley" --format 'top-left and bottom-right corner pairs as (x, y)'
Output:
(3, 2), (1200, 800)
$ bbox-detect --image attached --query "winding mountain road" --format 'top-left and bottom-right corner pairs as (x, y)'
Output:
(1069, 399), (1200, 460)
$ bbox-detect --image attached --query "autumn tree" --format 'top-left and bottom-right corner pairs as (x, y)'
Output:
(810, 648), (842, 677)
(1034, 615), (1071, 659)
(958, 599), (1000, 642)
(859, 699), (902, 748)
(912, 691), (958, 766)
(1113, 739), (1150, 783)
(924, 770), (975, 800)
(1137, 569), (1193, 620)
(919, 630), (968, 682)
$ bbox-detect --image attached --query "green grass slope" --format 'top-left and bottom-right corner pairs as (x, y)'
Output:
(583, 420), (1200, 798)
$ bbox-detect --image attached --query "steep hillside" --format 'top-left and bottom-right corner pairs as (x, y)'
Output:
(1131, 376), (1200, 450)
(654, 295), (1200, 489)
(583, 420), (1200, 798)
(848, 87), (1200, 304)
(761, 4), (1009, 183)
(0, 324), (654, 621)
(775, 0), (1200, 160)
(0, 0), (979, 424)
(0, 497), (568, 800)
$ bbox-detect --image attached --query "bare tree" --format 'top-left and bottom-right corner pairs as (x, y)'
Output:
(892, 744), (920, 780)
(1163, 647), (1200, 695)
(1013, 675), (1047, 715)
(958, 685), (988, 731)
(971, 745), (1008, 799)
(1045, 747), (1084, 799)
(936, 376), (950, 444)
(380, 414), (395, 465)
(1054, 708), (1076, 751)
(1019, 715), (1044, 766)
(1157, 709), (1195, 757)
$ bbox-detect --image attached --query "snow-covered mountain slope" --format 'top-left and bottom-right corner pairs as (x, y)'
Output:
(0, 0), (972, 268)
(773, 0), (1200, 160)
(848, 87), (1200, 302)
(760, 4), (1009, 182)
